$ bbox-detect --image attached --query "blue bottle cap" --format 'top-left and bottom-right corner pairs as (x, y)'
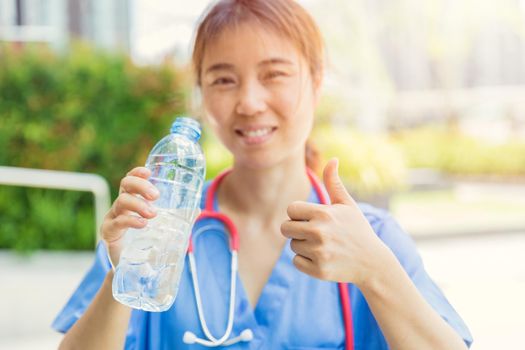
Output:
(170, 117), (201, 141)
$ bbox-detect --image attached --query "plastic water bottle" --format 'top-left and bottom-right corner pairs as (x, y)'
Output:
(112, 117), (205, 312)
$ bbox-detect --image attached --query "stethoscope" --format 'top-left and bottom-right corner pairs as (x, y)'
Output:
(182, 169), (354, 349)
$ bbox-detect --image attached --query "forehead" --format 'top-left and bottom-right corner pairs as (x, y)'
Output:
(201, 23), (302, 69)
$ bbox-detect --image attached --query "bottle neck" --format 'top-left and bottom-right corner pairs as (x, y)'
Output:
(172, 126), (199, 143)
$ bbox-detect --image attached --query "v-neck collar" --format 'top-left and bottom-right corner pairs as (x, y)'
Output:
(210, 184), (320, 334)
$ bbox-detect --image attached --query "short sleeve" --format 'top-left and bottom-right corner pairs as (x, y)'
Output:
(375, 212), (473, 347)
(51, 241), (112, 333)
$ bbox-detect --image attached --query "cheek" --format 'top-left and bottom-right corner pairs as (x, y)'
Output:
(271, 83), (315, 133)
(267, 92), (297, 132)
(203, 91), (233, 126)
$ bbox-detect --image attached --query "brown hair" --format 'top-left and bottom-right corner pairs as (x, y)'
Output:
(191, 0), (324, 172)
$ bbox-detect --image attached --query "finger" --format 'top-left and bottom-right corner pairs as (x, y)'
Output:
(281, 220), (312, 240)
(102, 214), (148, 243)
(289, 239), (314, 260)
(287, 201), (325, 221)
(322, 158), (355, 206)
(127, 166), (151, 179)
(292, 254), (318, 277)
(112, 193), (157, 219)
(120, 175), (160, 200)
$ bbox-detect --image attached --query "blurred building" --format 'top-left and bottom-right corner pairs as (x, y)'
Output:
(0, 0), (130, 52)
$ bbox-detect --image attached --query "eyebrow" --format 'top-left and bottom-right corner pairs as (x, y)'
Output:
(204, 63), (235, 74)
(258, 58), (294, 66)
(204, 57), (294, 74)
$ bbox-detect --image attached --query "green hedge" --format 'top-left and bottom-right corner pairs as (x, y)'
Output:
(392, 127), (525, 176)
(0, 44), (189, 252)
(311, 126), (407, 196)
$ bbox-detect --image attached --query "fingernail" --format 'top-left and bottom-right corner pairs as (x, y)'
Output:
(148, 187), (160, 198)
(146, 204), (157, 215)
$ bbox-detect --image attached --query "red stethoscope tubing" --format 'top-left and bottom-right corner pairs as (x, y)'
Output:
(187, 169), (354, 350)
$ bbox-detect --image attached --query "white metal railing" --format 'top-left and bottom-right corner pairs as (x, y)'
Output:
(0, 166), (111, 245)
(0, 25), (56, 42)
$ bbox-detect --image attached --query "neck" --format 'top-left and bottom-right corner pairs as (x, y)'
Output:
(216, 156), (312, 225)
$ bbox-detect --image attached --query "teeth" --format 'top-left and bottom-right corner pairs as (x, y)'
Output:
(243, 128), (272, 137)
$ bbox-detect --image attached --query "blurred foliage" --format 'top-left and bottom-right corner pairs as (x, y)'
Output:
(0, 43), (189, 252)
(311, 125), (408, 196)
(201, 128), (233, 178)
(0, 186), (94, 252)
(391, 126), (525, 176)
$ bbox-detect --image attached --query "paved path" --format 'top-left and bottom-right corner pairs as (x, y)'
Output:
(0, 251), (93, 350)
(416, 232), (525, 349)
(1, 232), (523, 349)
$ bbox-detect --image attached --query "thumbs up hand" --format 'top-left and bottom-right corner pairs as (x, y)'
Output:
(281, 158), (389, 285)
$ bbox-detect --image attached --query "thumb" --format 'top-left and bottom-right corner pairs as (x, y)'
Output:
(323, 158), (354, 205)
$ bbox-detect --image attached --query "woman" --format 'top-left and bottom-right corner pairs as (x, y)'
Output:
(53, 0), (472, 349)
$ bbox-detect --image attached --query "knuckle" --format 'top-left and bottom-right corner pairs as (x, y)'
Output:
(311, 246), (322, 260)
(320, 249), (332, 262)
(325, 209), (336, 221)
(315, 207), (331, 221)
(310, 226), (324, 242)
(121, 175), (131, 185)
(113, 215), (125, 227)
(104, 208), (114, 221)
(313, 246), (330, 262)
(120, 176), (132, 192)
(100, 222), (110, 237)
(317, 266), (329, 280)
(102, 222), (117, 239)
(113, 197), (124, 214)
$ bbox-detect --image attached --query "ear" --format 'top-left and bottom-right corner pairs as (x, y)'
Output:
(312, 72), (323, 106)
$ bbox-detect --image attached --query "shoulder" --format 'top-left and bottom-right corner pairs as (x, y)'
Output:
(357, 200), (410, 243)
(357, 202), (391, 231)
(357, 201), (422, 269)
(357, 202), (398, 238)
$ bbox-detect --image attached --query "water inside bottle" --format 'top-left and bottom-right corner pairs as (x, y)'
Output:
(112, 208), (191, 312)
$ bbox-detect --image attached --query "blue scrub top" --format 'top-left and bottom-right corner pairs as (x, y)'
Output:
(53, 181), (473, 349)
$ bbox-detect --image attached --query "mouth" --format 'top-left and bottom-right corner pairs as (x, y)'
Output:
(234, 126), (278, 145)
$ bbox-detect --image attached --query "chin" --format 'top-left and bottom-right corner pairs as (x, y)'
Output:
(234, 149), (298, 171)
(237, 156), (278, 170)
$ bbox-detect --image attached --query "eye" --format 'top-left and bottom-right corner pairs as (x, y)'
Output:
(211, 77), (235, 86)
(264, 71), (287, 80)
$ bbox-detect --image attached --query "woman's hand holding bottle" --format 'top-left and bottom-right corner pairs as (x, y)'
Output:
(100, 166), (159, 268)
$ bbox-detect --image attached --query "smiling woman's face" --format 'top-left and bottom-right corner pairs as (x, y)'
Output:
(201, 23), (321, 170)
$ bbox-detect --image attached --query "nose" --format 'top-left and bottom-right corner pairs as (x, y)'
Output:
(235, 79), (267, 117)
